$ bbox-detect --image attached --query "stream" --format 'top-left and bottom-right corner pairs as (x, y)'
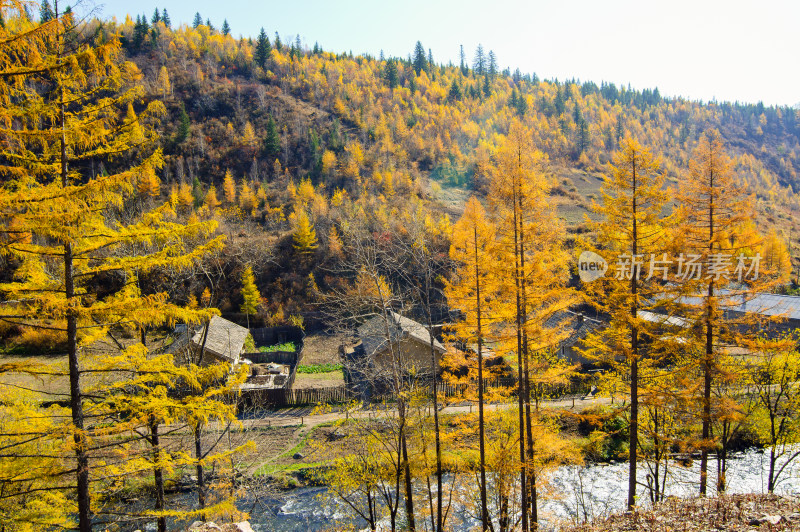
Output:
(123, 447), (800, 531)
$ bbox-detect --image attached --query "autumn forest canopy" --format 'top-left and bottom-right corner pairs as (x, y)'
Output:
(1, 1), (800, 531)
(66, 4), (800, 316)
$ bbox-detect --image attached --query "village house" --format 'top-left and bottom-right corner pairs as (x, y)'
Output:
(191, 315), (249, 367)
(356, 311), (446, 377)
(553, 292), (800, 367)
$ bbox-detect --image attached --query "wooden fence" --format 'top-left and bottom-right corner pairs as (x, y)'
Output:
(248, 326), (304, 348)
(242, 350), (300, 366)
(241, 325), (306, 391)
(238, 386), (353, 409)
(238, 376), (591, 409)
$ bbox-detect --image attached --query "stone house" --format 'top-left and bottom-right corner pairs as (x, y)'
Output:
(357, 311), (446, 377)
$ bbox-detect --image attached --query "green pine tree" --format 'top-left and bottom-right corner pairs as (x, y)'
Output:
(412, 40), (426, 75)
(384, 58), (398, 89)
(38, 0), (53, 22)
(255, 28), (270, 68)
(175, 103), (190, 144)
(448, 78), (462, 102)
(263, 114), (280, 160)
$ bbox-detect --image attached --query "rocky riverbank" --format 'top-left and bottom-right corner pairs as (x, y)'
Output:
(568, 494), (800, 531)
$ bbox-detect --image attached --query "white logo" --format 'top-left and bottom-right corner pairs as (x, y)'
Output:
(578, 251), (608, 282)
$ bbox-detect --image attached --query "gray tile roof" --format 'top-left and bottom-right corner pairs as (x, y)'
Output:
(678, 291), (800, 321)
(638, 310), (690, 328)
(358, 311), (445, 358)
(191, 316), (249, 362)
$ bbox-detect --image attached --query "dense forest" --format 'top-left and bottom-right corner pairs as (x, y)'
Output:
(91, 9), (800, 318)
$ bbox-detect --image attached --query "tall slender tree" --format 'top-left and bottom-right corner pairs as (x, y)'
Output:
(581, 137), (669, 510)
(675, 130), (775, 495)
(240, 266), (261, 328)
(0, 4), (223, 529)
(473, 44), (486, 76)
(255, 27), (271, 68)
(445, 197), (497, 531)
(489, 119), (576, 528)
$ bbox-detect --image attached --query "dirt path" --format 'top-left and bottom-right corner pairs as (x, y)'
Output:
(238, 394), (613, 431)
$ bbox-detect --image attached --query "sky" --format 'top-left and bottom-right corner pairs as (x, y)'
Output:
(91, 0), (800, 107)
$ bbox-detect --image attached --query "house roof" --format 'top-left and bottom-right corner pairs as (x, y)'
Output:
(638, 310), (690, 328)
(191, 316), (249, 362)
(358, 311), (446, 358)
(678, 291), (800, 321)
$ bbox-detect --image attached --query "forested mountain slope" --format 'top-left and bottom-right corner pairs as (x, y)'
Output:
(100, 13), (800, 315)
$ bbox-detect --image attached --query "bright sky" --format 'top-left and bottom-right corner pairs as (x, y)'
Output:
(92, 0), (800, 107)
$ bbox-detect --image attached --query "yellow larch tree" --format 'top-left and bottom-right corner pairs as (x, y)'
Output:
(488, 119), (577, 529)
(322, 149), (337, 177)
(675, 130), (781, 494)
(238, 177), (255, 212)
(444, 196), (498, 531)
(156, 65), (171, 99)
(293, 207), (318, 255)
(0, 4), (224, 530)
(222, 169), (237, 204)
(746, 336), (800, 494)
(240, 265), (261, 328)
(242, 120), (256, 148)
(137, 162), (162, 197)
(581, 137), (670, 510)
(96, 345), (251, 530)
(204, 184), (221, 210)
(177, 181), (195, 209)
(327, 225), (344, 258)
(760, 229), (792, 285)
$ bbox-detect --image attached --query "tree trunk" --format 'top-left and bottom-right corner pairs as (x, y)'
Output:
(700, 163), (716, 497)
(768, 448), (776, 493)
(700, 280), (714, 496)
(151, 417), (167, 532)
(628, 350), (638, 510)
(195, 422), (206, 518)
(717, 440), (728, 493)
(517, 186), (537, 529)
(426, 313), (443, 532)
(475, 227), (489, 532)
(628, 155), (639, 511)
(58, 2), (91, 521)
(402, 424), (416, 531)
(67, 244), (91, 532)
(512, 180), (529, 532)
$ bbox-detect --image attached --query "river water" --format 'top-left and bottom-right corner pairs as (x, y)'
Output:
(129, 447), (799, 531)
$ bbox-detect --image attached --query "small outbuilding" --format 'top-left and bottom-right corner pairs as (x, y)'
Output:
(191, 315), (249, 367)
(357, 311), (446, 376)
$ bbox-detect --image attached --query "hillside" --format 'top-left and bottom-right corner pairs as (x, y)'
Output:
(94, 14), (800, 317)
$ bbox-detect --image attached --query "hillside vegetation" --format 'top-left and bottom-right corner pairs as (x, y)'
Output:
(98, 12), (800, 316)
